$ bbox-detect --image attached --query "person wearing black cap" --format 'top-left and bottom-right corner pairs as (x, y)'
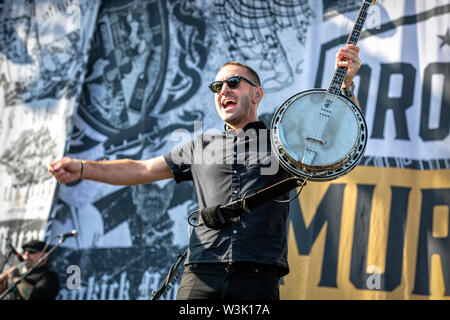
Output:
(0, 240), (60, 300)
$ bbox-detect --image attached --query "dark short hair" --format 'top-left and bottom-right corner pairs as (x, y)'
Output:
(219, 61), (261, 87)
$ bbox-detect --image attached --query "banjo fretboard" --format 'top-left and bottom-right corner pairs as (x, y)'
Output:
(327, 1), (374, 96)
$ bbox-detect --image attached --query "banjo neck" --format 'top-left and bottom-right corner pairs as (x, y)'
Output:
(327, 0), (376, 96)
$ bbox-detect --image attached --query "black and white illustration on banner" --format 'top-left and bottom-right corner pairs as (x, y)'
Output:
(214, 0), (314, 92)
(0, 1), (98, 106)
(0, 0), (100, 262)
(47, 0), (317, 299)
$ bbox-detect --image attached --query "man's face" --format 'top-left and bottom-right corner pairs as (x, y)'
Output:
(22, 248), (46, 269)
(132, 183), (173, 223)
(213, 65), (259, 129)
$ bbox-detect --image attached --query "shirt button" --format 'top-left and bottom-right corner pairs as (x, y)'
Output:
(233, 190), (238, 194)
(233, 230), (237, 234)
(233, 170), (237, 174)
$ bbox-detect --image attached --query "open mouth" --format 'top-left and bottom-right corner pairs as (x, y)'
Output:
(221, 98), (237, 110)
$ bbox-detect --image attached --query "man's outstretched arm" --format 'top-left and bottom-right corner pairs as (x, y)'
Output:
(48, 156), (173, 186)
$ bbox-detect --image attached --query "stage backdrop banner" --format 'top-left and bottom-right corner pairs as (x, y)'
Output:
(2, 0), (447, 300)
(282, 0), (450, 300)
(0, 0), (100, 265)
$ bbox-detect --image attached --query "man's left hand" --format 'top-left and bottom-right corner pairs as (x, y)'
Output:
(336, 44), (361, 87)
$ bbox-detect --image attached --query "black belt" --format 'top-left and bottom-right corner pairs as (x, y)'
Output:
(188, 262), (281, 275)
(191, 176), (305, 229)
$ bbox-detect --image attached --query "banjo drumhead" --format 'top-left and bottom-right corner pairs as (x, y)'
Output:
(271, 89), (367, 181)
(280, 91), (358, 166)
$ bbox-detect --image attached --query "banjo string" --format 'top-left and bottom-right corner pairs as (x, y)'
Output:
(310, 65), (347, 151)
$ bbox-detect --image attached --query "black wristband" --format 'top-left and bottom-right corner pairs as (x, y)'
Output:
(79, 160), (84, 180)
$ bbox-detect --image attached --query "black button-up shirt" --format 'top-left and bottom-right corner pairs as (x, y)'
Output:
(164, 121), (292, 276)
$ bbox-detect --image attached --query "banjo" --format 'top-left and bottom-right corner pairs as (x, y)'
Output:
(270, 0), (375, 181)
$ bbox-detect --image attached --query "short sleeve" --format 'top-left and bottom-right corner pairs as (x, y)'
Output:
(163, 139), (194, 183)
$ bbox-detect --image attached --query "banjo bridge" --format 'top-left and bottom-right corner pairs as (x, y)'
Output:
(305, 137), (325, 145)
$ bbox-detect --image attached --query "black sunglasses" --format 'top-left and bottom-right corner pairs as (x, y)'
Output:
(208, 76), (258, 93)
(24, 248), (40, 254)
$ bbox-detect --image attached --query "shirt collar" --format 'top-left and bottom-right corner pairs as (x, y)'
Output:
(224, 121), (268, 133)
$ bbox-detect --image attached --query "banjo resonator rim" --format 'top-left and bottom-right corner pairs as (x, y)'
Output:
(270, 89), (368, 182)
